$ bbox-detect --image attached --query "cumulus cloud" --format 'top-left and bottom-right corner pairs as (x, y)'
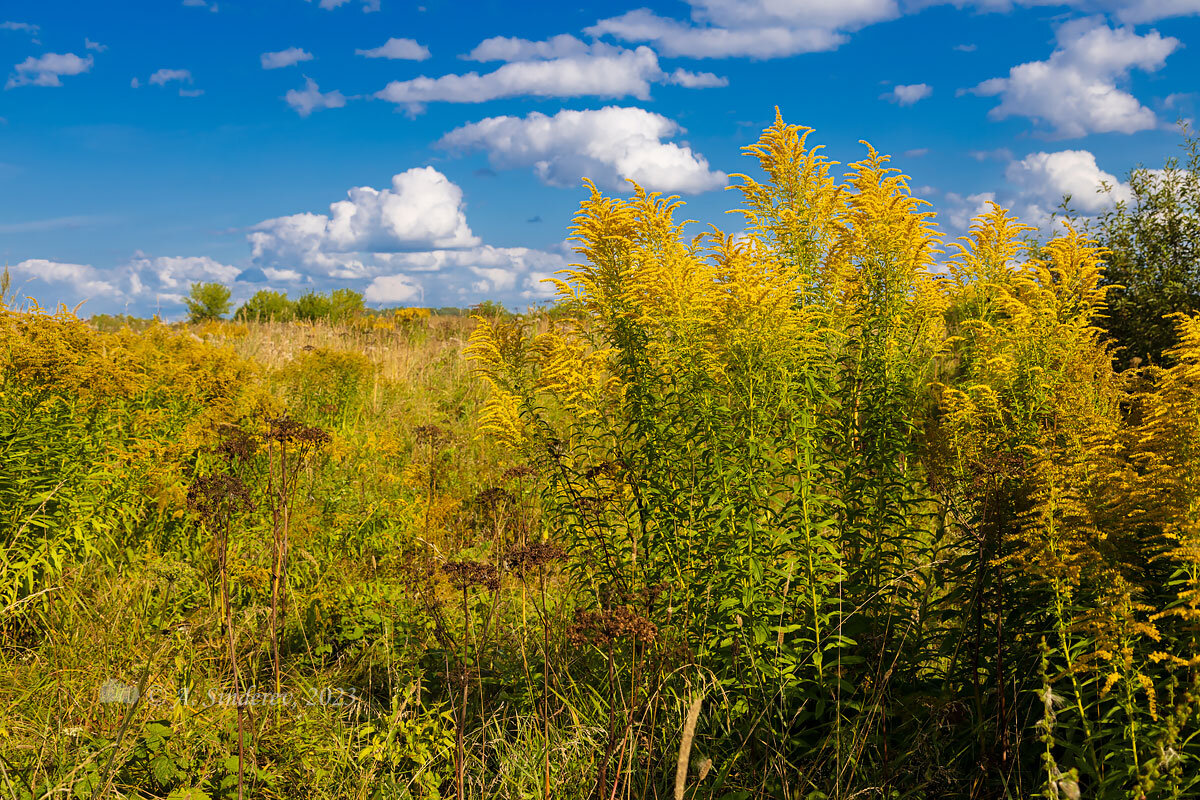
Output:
(85, 38), (107, 52)
(375, 46), (680, 111)
(7, 53), (93, 89)
(356, 37), (430, 60)
(247, 168), (566, 306)
(128, 255), (241, 292)
(249, 167), (480, 276)
(967, 17), (1178, 137)
(463, 34), (591, 62)
(149, 68), (193, 86)
(364, 274), (422, 303)
(0, 21), (39, 34)
(1006, 149), (1131, 214)
(10, 259), (121, 300)
(667, 68), (728, 88)
(262, 47), (313, 69)
(438, 106), (728, 194)
(285, 77), (347, 116)
(882, 83), (932, 105)
(586, 0), (899, 59)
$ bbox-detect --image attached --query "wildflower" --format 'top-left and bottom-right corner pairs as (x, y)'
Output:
(567, 606), (657, 647)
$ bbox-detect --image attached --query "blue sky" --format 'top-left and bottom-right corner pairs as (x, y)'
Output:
(2, 0), (1198, 316)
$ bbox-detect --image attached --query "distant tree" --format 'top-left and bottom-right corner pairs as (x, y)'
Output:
(1096, 127), (1200, 368)
(470, 300), (510, 318)
(294, 291), (332, 322)
(185, 282), (232, 323)
(329, 288), (364, 323)
(235, 290), (294, 322)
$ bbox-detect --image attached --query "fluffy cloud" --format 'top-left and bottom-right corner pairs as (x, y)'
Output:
(247, 168), (567, 306)
(127, 255), (241, 293)
(882, 83), (932, 105)
(249, 167), (480, 277)
(438, 106), (728, 194)
(586, 0), (898, 59)
(149, 68), (193, 86)
(7, 53), (93, 88)
(0, 21), (39, 33)
(968, 18), (1178, 137)
(85, 39), (107, 52)
(285, 77), (347, 116)
(364, 274), (422, 303)
(356, 37), (430, 60)
(261, 47), (313, 69)
(1006, 149), (1131, 214)
(667, 68), (728, 88)
(1110, 0), (1200, 22)
(463, 34), (591, 62)
(375, 46), (697, 111)
(10, 259), (121, 300)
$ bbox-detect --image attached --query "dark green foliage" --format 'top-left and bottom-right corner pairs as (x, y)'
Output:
(1097, 128), (1200, 367)
(294, 290), (333, 322)
(184, 282), (232, 323)
(328, 288), (364, 322)
(235, 289), (295, 322)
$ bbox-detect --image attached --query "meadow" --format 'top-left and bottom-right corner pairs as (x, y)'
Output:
(3, 114), (1200, 799)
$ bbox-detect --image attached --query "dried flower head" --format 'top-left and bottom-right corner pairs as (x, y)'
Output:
(215, 424), (258, 463)
(506, 541), (566, 575)
(414, 424), (449, 449)
(474, 486), (515, 511)
(567, 606), (657, 647)
(266, 415), (331, 448)
(442, 560), (500, 592)
(187, 473), (255, 521)
(502, 464), (536, 481)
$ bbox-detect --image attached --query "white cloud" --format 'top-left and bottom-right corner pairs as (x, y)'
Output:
(309, 0), (379, 11)
(364, 274), (422, 303)
(375, 46), (668, 110)
(967, 17), (1178, 137)
(356, 37), (430, 60)
(10, 259), (121, 299)
(182, 0), (217, 8)
(667, 68), (728, 88)
(128, 255), (241, 291)
(285, 77), (347, 116)
(463, 34), (591, 62)
(438, 106), (728, 194)
(261, 47), (313, 69)
(1111, 0), (1200, 22)
(85, 38), (107, 52)
(882, 83), (932, 105)
(0, 21), (39, 34)
(249, 167), (480, 276)
(1006, 149), (1131, 214)
(6, 53), (93, 89)
(149, 68), (193, 86)
(586, 0), (899, 59)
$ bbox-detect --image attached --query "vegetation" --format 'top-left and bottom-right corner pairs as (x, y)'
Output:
(1095, 127), (1200, 368)
(4, 114), (1200, 799)
(185, 282), (233, 323)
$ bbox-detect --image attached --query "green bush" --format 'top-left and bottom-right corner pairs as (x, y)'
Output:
(235, 289), (295, 322)
(294, 291), (332, 322)
(184, 282), (231, 323)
